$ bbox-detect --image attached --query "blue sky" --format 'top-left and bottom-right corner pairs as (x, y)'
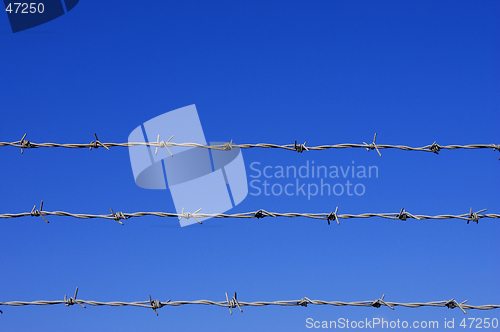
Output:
(0, 1), (499, 331)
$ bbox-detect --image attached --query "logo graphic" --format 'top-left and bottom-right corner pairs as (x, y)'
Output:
(3, 0), (79, 33)
(128, 105), (248, 227)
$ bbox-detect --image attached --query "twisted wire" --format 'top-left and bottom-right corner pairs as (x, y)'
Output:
(1, 288), (498, 315)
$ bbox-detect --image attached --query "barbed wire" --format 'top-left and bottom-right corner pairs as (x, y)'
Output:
(1, 133), (499, 158)
(0, 202), (497, 225)
(3, 135), (498, 320)
(1, 288), (498, 315)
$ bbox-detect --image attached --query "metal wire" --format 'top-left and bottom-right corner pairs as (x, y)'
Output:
(2, 136), (498, 318)
(0, 288), (497, 315)
(1, 133), (499, 158)
(0, 203), (497, 225)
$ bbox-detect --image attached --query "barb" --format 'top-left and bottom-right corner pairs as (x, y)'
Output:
(30, 200), (49, 223)
(1, 207), (498, 224)
(64, 287), (86, 308)
(430, 141), (441, 154)
(149, 295), (167, 316)
(396, 208), (419, 221)
(18, 133), (38, 154)
(253, 209), (278, 219)
(1, 290), (498, 314)
(445, 298), (468, 315)
(1, 134), (498, 157)
(223, 139), (233, 151)
(372, 294), (394, 310)
(467, 208), (487, 224)
(363, 133), (382, 157)
(297, 297), (313, 307)
(155, 134), (174, 156)
(225, 292), (243, 315)
(294, 140), (308, 153)
(89, 133), (109, 151)
(179, 207), (203, 224)
(327, 207), (339, 225)
(110, 207), (128, 225)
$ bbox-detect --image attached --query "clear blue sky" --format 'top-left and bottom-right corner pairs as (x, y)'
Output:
(0, 1), (499, 331)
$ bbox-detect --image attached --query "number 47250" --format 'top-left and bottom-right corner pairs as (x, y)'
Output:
(5, 3), (45, 14)
(460, 317), (499, 328)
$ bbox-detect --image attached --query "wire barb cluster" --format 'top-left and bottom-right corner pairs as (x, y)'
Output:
(1, 133), (498, 158)
(110, 207), (129, 225)
(1, 288), (499, 315)
(363, 133), (382, 157)
(467, 207), (487, 224)
(89, 133), (109, 150)
(30, 200), (48, 223)
(64, 287), (86, 308)
(1, 204), (498, 225)
(225, 292), (243, 315)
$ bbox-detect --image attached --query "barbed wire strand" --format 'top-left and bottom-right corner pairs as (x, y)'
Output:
(1, 133), (499, 158)
(1, 288), (498, 315)
(1, 205), (498, 224)
(3, 138), (497, 317)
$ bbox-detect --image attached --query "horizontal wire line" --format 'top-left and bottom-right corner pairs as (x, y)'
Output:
(0, 289), (498, 315)
(1, 133), (499, 157)
(1, 204), (497, 224)
(2, 139), (497, 316)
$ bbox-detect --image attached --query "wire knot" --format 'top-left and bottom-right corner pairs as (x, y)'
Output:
(110, 207), (128, 225)
(363, 133), (382, 157)
(253, 210), (277, 219)
(149, 295), (168, 315)
(326, 207), (339, 225)
(397, 208), (408, 221)
(429, 141), (441, 154)
(155, 135), (174, 157)
(445, 298), (467, 314)
(64, 287), (86, 308)
(89, 133), (109, 150)
(494, 144), (500, 160)
(371, 294), (394, 310)
(65, 297), (75, 306)
(30, 200), (49, 223)
(223, 139), (233, 151)
(179, 207), (202, 224)
(19, 133), (37, 154)
(254, 210), (265, 219)
(294, 140), (309, 153)
(225, 292), (242, 315)
(297, 297), (312, 307)
(467, 207), (486, 224)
